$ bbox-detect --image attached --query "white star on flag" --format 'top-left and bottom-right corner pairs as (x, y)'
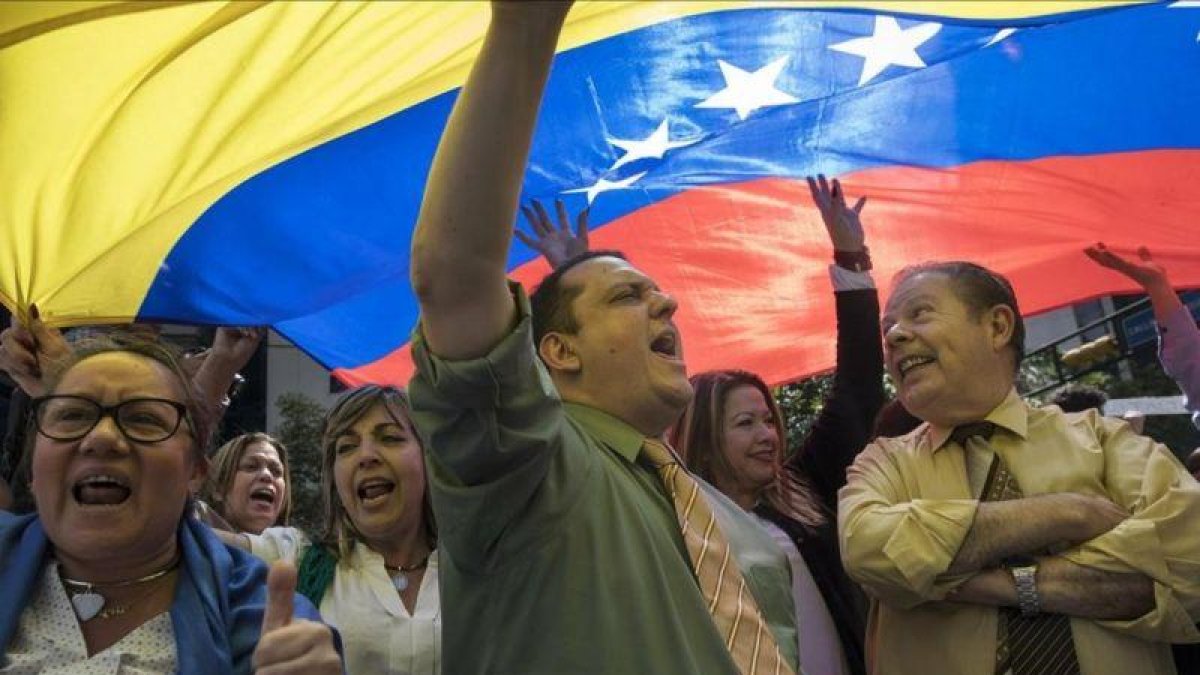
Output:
(695, 57), (799, 121)
(985, 28), (1018, 47)
(564, 172), (647, 205)
(607, 120), (699, 171)
(830, 16), (941, 86)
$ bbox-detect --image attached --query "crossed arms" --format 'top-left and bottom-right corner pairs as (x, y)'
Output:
(839, 417), (1200, 641)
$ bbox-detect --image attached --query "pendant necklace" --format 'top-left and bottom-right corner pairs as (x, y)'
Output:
(60, 558), (180, 622)
(385, 554), (430, 592)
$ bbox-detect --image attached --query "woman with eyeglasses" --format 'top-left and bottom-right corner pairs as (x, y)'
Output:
(221, 385), (440, 675)
(201, 432), (292, 535)
(0, 332), (340, 674)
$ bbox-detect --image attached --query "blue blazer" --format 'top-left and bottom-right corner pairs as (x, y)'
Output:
(0, 510), (336, 674)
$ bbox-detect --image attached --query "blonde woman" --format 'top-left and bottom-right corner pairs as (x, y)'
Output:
(202, 432), (291, 534)
(223, 385), (438, 675)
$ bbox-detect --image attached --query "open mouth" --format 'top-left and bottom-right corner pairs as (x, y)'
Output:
(249, 486), (276, 507)
(897, 354), (935, 379)
(650, 330), (680, 359)
(356, 477), (396, 505)
(73, 474), (132, 506)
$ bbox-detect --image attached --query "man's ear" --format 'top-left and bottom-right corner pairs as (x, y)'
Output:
(987, 304), (1016, 353)
(538, 332), (581, 374)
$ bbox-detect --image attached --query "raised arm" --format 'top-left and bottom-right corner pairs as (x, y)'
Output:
(516, 198), (590, 269)
(789, 176), (883, 506)
(190, 327), (263, 404)
(1084, 242), (1200, 422)
(410, 3), (572, 360)
(0, 309), (71, 397)
(1084, 243), (1183, 324)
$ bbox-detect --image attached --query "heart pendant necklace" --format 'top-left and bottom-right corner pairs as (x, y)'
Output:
(69, 589), (106, 621)
(60, 558), (180, 622)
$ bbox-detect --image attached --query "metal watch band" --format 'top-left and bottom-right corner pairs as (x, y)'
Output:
(1011, 564), (1041, 617)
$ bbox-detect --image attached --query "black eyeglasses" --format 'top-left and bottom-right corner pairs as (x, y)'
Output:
(32, 395), (190, 443)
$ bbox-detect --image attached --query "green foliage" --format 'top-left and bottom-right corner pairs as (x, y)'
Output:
(775, 375), (833, 453)
(274, 393), (327, 535)
(777, 350), (1198, 459)
(776, 372), (895, 453)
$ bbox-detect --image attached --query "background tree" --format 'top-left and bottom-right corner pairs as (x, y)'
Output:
(776, 349), (1198, 462)
(273, 392), (327, 534)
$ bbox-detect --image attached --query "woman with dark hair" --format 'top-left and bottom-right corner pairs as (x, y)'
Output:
(668, 177), (883, 675)
(0, 333), (337, 673)
(201, 432), (291, 534)
(224, 384), (439, 675)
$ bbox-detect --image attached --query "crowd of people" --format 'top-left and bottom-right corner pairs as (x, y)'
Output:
(1, 2), (1199, 674)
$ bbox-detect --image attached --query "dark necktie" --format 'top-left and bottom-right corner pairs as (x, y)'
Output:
(956, 424), (1081, 675)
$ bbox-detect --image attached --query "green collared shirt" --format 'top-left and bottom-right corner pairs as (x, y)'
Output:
(408, 286), (797, 675)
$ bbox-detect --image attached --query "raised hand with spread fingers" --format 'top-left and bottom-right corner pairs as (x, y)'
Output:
(807, 174), (867, 254)
(516, 199), (590, 269)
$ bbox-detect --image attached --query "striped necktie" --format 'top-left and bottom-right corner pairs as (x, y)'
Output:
(641, 438), (796, 675)
(958, 425), (1081, 675)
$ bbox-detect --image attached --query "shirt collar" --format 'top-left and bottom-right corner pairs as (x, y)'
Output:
(928, 388), (1029, 452)
(564, 403), (651, 463)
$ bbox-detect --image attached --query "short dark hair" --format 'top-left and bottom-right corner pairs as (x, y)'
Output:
(530, 250), (628, 348)
(1050, 383), (1108, 414)
(892, 261), (1026, 372)
(1185, 448), (1200, 477)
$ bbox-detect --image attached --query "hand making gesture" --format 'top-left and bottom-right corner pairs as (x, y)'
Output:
(807, 174), (867, 253)
(516, 199), (590, 269)
(252, 562), (342, 674)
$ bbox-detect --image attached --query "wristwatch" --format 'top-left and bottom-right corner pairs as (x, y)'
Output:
(834, 246), (872, 272)
(1005, 556), (1041, 617)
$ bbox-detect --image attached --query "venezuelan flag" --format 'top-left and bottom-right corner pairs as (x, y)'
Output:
(2, 1), (1198, 387)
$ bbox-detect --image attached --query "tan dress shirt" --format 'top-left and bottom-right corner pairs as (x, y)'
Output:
(839, 389), (1200, 675)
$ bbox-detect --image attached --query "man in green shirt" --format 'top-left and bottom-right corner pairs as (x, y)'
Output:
(406, 3), (798, 674)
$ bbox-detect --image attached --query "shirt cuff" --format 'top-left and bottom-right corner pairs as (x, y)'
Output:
(881, 498), (979, 597)
(829, 264), (876, 291)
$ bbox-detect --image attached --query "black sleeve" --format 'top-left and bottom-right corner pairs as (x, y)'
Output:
(786, 288), (884, 510)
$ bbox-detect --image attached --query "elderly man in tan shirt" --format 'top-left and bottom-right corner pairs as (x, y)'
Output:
(839, 261), (1200, 675)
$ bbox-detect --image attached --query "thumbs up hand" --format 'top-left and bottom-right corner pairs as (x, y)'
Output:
(252, 561), (341, 674)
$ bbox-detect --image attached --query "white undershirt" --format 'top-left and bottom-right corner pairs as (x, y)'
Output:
(752, 515), (851, 675)
(2, 562), (176, 675)
(250, 526), (440, 675)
